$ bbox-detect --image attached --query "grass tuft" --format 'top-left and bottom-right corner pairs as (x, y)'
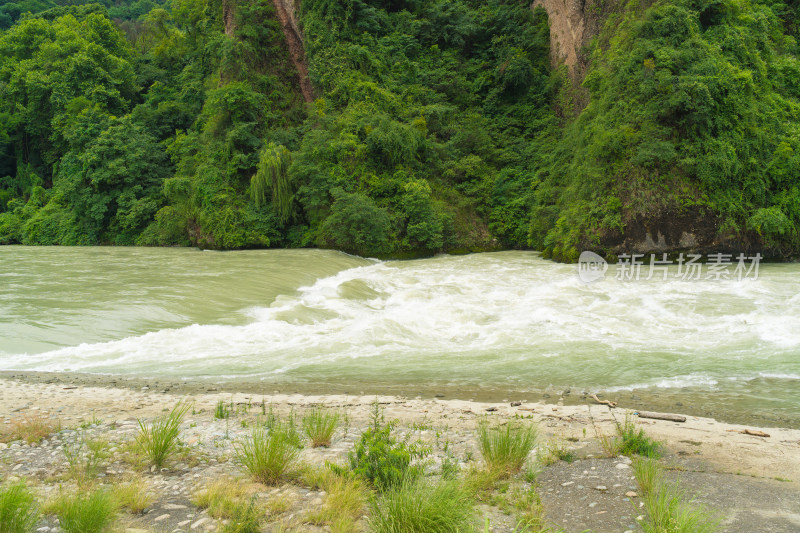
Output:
(369, 477), (474, 533)
(113, 477), (153, 514)
(541, 440), (577, 465)
(47, 488), (117, 533)
(478, 419), (538, 477)
(633, 457), (662, 496)
(1, 415), (60, 444)
(215, 399), (230, 420)
(193, 478), (264, 533)
(634, 456), (720, 533)
(136, 400), (191, 469)
(234, 422), (301, 485)
(642, 482), (720, 533)
(63, 434), (109, 485)
(0, 480), (40, 533)
(305, 468), (367, 531)
(302, 408), (340, 447)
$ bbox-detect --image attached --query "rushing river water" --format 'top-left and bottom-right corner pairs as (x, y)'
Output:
(1, 246), (799, 425)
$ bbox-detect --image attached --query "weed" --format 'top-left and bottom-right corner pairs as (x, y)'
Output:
(234, 423), (301, 485)
(642, 482), (720, 533)
(541, 441), (577, 465)
(478, 419), (538, 477)
(113, 477), (152, 514)
(369, 477), (474, 533)
(335, 401), (423, 489)
(302, 408), (340, 447)
(1, 415), (60, 444)
(215, 400), (230, 420)
(136, 400), (191, 469)
(305, 469), (366, 531)
(617, 414), (662, 458)
(633, 457), (662, 496)
(48, 488), (117, 533)
(0, 480), (40, 533)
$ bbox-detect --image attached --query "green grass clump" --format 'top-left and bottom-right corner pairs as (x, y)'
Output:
(617, 415), (662, 458)
(0, 480), (40, 533)
(633, 457), (662, 496)
(113, 477), (152, 514)
(234, 423), (301, 485)
(642, 482), (720, 533)
(634, 456), (720, 533)
(136, 400), (191, 469)
(215, 399), (231, 420)
(305, 468), (367, 532)
(541, 441), (577, 465)
(302, 408), (340, 447)
(478, 420), (538, 477)
(220, 497), (262, 533)
(369, 477), (474, 533)
(49, 489), (117, 533)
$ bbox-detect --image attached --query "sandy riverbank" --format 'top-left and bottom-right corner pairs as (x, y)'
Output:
(1, 374), (799, 532)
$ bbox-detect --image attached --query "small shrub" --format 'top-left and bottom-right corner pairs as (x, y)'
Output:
(113, 478), (152, 514)
(336, 402), (423, 489)
(234, 423), (301, 485)
(369, 477), (474, 533)
(0, 480), (40, 533)
(478, 420), (538, 476)
(302, 408), (340, 447)
(617, 415), (662, 458)
(49, 489), (117, 533)
(136, 400), (191, 469)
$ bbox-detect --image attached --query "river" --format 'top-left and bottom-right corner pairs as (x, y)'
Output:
(1, 246), (799, 426)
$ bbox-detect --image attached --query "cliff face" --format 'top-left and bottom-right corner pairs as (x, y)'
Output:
(271, 0), (314, 102)
(531, 0), (589, 75)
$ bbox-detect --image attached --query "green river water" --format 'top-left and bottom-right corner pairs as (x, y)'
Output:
(1, 246), (798, 426)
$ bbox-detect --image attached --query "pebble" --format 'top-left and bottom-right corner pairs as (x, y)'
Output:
(626, 491), (638, 498)
(154, 514), (170, 522)
(594, 485), (608, 491)
(191, 518), (209, 529)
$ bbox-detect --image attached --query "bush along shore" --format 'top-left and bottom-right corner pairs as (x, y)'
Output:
(1, 379), (800, 532)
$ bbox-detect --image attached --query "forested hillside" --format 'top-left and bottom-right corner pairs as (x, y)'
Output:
(0, 0), (798, 258)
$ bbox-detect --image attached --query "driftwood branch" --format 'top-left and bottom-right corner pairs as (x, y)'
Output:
(726, 429), (770, 438)
(636, 411), (686, 423)
(590, 394), (617, 408)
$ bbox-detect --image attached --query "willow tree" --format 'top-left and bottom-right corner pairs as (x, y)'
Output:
(251, 142), (292, 223)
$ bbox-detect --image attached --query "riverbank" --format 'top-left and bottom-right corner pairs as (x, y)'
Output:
(1, 375), (799, 532)
(3, 370), (799, 431)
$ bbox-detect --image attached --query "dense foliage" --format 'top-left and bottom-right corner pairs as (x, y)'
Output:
(0, 0), (798, 257)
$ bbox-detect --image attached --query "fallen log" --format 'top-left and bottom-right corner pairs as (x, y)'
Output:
(636, 411), (686, 423)
(590, 394), (617, 408)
